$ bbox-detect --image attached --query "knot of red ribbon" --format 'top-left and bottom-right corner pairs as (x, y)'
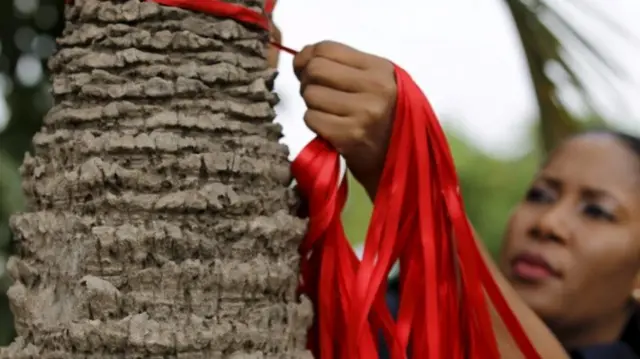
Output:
(63, 0), (543, 358)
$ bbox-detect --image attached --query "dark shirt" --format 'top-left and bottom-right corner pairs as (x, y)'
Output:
(568, 308), (640, 359)
(380, 276), (640, 359)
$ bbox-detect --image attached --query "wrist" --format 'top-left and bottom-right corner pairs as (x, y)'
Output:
(358, 172), (380, 201)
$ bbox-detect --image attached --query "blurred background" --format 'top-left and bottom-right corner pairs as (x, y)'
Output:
(0, 0), (639, 346)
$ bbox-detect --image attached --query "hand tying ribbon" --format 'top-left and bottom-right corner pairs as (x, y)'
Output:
(63, 0), (542, 358)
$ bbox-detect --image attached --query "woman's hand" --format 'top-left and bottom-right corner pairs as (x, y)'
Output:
(293, 41), (397, 199)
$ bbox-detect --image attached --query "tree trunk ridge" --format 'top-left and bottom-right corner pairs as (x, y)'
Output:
(1, 0), (313, 357)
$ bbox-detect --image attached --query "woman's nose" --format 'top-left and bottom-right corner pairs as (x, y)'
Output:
(529, 204), (571, 244)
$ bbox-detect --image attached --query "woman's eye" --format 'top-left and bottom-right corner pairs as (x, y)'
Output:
(583, 204), (616, 222)
(525, 187), (553, 204)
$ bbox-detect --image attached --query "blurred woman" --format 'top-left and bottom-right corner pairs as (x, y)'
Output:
(382, 130), (640, 358)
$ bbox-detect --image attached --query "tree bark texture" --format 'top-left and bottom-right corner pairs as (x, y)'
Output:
(1, 0), (313, 357)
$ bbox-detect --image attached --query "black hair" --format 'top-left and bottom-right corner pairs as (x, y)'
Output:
(613, 131), (640, 158)
(544, 130), (640, 172)
(577, 129), (640, 160)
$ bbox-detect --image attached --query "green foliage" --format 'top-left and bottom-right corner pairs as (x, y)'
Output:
(342, 173), (373, 244)
(0, 151), (21, 344)
(0, 151), (24, 227)
(0, 0), (63, 343)
(0, 151), (24, 283)
(448, 130), (540, 255)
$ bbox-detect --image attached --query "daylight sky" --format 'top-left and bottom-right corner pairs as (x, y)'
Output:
(271, 0), (640, 160)
(1, 0), (638, 160)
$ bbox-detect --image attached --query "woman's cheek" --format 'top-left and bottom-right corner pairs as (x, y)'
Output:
(582, 230), (639, 278)
(498, 213), (525, 268)
(503, 207), (531, 247)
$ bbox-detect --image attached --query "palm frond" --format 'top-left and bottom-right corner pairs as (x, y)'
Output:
(503, 0), (635, 153)
(565, 0), (640, 44)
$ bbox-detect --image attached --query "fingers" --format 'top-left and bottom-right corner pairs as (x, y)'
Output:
(299, 57), (373, 94)
(302, 85), (358, 116)
(312, 41), (371, 69)
(293, 40), (373, 81)
(293, 44), (315, 80)
(303, 109), (352, 152)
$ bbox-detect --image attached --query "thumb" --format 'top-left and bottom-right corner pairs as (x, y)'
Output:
(293, 44), (316, 81)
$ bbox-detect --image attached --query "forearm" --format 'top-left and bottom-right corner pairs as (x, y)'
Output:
(474, 234), (569, 359)
(362, 177), (378, 202)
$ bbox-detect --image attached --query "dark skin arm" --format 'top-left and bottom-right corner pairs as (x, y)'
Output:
(475, 228), (569, 358)
(292, 40), (569, 358)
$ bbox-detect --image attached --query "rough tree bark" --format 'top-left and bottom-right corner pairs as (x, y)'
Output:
(1, 0), (313, 357)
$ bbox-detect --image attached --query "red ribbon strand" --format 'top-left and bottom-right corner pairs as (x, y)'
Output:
(63, 0), (543, 358)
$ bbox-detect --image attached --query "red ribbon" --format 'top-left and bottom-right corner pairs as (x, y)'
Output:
(63, 0), (543, 358)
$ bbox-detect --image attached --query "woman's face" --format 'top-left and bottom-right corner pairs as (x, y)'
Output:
(499, 134), (640, 332)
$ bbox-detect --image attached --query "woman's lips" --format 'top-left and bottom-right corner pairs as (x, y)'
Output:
(510, 252), (560, 282)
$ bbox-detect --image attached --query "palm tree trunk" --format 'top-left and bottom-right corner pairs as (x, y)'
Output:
(1, 0), (313, 357)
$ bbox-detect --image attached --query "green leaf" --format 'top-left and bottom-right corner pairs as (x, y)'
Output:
(0, 150), (24, 249)
(504, 0), (636, 152)
(0, 150), (24, 216)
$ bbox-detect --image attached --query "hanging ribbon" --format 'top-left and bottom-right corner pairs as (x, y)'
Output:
(62, 0), (542, 358)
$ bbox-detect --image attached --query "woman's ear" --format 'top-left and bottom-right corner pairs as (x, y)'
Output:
(631, 271), (640, 301)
